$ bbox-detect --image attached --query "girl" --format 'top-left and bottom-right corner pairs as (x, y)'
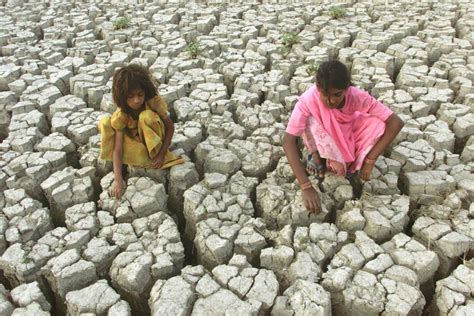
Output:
(283, 60), (404, 213)
(99, 64), (184, 199)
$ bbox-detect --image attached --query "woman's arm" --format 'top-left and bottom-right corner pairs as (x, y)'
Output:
(359, 113), (404, 180)
(152, 115), (175, 168)
(283, 133), (310, 184)
(111, 130), (124, 198)
(367, 113), (404, 158)
(283, 132), (321, 213)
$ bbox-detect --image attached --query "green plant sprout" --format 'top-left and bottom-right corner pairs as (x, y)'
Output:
(306, 61), (320, 76)
(329, 6), (347, 19)
(279, 31), (300, 58)
(297, 235), (310, 251)
(113, 17), (131, 30)
(22, 255), (33, 265)
(282, 31), (300, 48)
(186, 40), (201, 59)
(278, 46), (291, 58)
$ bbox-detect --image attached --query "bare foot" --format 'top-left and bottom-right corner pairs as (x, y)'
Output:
(306, 154), (326, 179)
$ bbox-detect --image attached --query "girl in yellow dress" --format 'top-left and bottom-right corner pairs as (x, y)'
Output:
(99, 64), (184, 198)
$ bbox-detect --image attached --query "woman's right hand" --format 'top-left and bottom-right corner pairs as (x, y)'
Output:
(110, 180), (124, 199)
(301, 187), (321, 214)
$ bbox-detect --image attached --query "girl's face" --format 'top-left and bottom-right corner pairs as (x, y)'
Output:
(127, 88), (145, 110)
(319, 86), (346, 109)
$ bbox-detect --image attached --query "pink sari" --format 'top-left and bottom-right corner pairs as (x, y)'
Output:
(286, 86), (393, 176)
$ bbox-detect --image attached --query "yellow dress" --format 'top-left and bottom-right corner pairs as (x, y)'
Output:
(98, 95), (184, 169)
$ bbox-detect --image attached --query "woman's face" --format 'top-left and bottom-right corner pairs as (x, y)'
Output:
(319, 86), (346, 109)
(126, 88), (145, 110)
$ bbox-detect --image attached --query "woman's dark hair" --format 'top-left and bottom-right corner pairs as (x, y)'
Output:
(316, 60), (351, 93)
(112, 64), (158, 113)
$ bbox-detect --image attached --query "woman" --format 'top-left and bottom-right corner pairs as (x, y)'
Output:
(99, 64), (184, 199)
(283, 60), (404, 213)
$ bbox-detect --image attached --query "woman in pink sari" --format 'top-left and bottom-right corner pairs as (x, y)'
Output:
(283, 60), (404, 213)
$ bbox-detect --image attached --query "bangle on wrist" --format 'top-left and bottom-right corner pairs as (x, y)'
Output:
(365, 157), (377, 165)
(299, 181), (313, 191)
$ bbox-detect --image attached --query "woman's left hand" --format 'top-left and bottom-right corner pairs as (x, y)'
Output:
(152, 152), (165, 169)
(359, 162), (374, 181)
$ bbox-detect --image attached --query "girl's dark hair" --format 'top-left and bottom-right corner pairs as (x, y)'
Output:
(316, 60), (351, 93)
(112, 64), (158, 113)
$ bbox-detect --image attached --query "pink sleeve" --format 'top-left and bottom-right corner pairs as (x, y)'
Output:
(286, 98), (311, 136)
(355, 88), (393, 121)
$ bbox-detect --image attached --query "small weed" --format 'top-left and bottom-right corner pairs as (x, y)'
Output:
(279, 31), (300, 58)
(21, 255), (33, 265)
(306, 60), (320, 76)
(113, 17), (131, 30)
(282, 31), (300, 49)
(329, 6), (347, 19)
(438, 63), (447, 70)
(297, 235), (310, 251)
(186, 40), (201, 59)
(278, 45), (291, 58)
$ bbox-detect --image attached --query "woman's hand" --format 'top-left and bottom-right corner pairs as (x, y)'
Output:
(283, 133), (322, 214)
(301, 187), (321, 213)
(151, 152), (165, 169)
(110, 179), (124, 199)
(359, 162), (374, 181)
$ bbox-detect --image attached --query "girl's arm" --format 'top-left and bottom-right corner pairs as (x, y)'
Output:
(152, 115), (175, 168)
(359, 113), (404, 180)
(110, 130), (125, 198)
(283, 132), (321, 213)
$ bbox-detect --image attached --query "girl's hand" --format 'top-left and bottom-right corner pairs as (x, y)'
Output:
(110, 180), (124, 199)
(359, 162), (374, 181)
(152, 152), (165, 169)
(301, 187), (321, 214)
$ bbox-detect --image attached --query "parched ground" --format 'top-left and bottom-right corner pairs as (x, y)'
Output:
(0, 0), (473, 315)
